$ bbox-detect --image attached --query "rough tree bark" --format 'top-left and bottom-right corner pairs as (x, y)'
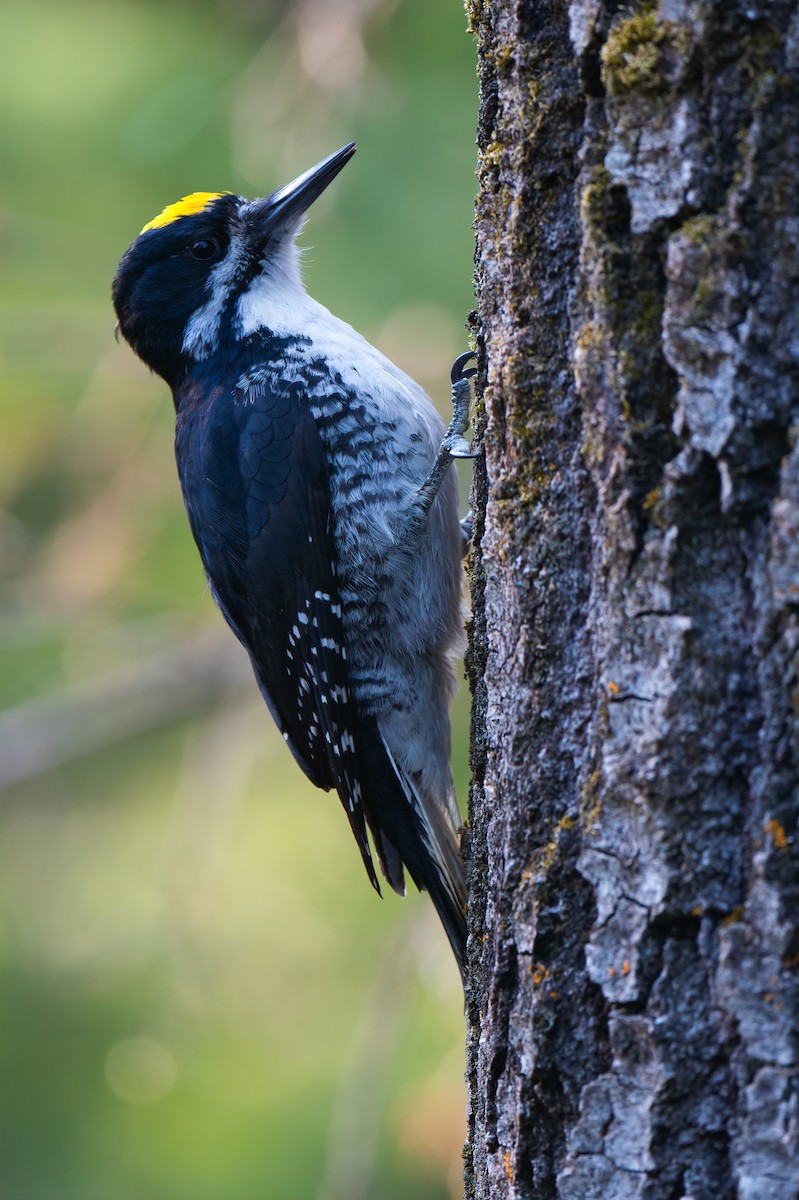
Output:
(463, 2), (799, 1198)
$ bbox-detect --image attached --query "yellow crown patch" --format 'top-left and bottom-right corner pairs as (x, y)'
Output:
(140, 191), (231, 234)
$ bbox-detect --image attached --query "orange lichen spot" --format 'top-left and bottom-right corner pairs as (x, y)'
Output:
(622, 960), (631, 976)
(549, 990), (558, 1000)
(764, 992), (774, 1004)
(531, 963), (551, 986)
(503, 1151), (514, 1184)
(721, 906), (745, 927)
(141, 191), (231, 233)
(765, 818), (788, 850)
(609, 966), (617, 977)
(691, 905), (703, 917)
(607, 680), (620, 695)
(790, 582), (798, 593)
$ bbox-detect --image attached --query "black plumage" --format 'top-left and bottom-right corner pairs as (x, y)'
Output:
(176, 344), (381, 893)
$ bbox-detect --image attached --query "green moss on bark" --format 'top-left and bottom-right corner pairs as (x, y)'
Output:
(601, 9), (690, 97)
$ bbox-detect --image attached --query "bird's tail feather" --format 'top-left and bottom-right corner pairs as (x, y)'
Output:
(352, 714), (467, 976)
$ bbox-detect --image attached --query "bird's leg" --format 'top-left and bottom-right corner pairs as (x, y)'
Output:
(400, 353), (478, 543)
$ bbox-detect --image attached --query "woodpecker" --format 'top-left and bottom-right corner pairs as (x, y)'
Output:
(112, 143), (475, 973)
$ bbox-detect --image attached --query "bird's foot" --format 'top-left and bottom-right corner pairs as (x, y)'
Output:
(446, 352), (478, 460)
(398, 354), (479, 545)
(460, 510), (474, 557)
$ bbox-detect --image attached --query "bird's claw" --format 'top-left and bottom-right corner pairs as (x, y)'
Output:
(451, 350), (477, 385)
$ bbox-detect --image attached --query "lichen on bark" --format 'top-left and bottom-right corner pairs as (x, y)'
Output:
(464, 2), (799, 1198)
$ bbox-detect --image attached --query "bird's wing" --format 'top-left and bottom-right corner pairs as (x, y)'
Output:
(177, 369), (380, 892)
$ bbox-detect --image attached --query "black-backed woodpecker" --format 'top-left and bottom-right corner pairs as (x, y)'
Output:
(112, 144), (475, 973)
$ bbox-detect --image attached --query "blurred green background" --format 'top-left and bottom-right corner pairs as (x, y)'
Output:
(0, 1), (477, 1197)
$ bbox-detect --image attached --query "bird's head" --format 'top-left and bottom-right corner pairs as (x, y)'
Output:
(112, 142), (356, 387)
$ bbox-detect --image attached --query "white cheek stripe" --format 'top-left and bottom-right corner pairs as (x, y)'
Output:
(182, 234), (246, 360)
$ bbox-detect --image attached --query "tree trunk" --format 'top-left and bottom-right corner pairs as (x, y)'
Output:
(463, 2), (799, 1198)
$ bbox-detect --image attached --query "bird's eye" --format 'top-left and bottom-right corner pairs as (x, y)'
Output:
(189, 238), (220, 261)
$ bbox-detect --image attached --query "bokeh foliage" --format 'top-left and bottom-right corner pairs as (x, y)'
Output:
(0, 1), (476, 1196)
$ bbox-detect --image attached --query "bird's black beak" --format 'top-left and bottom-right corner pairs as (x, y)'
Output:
(246, 142), (356, 240)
